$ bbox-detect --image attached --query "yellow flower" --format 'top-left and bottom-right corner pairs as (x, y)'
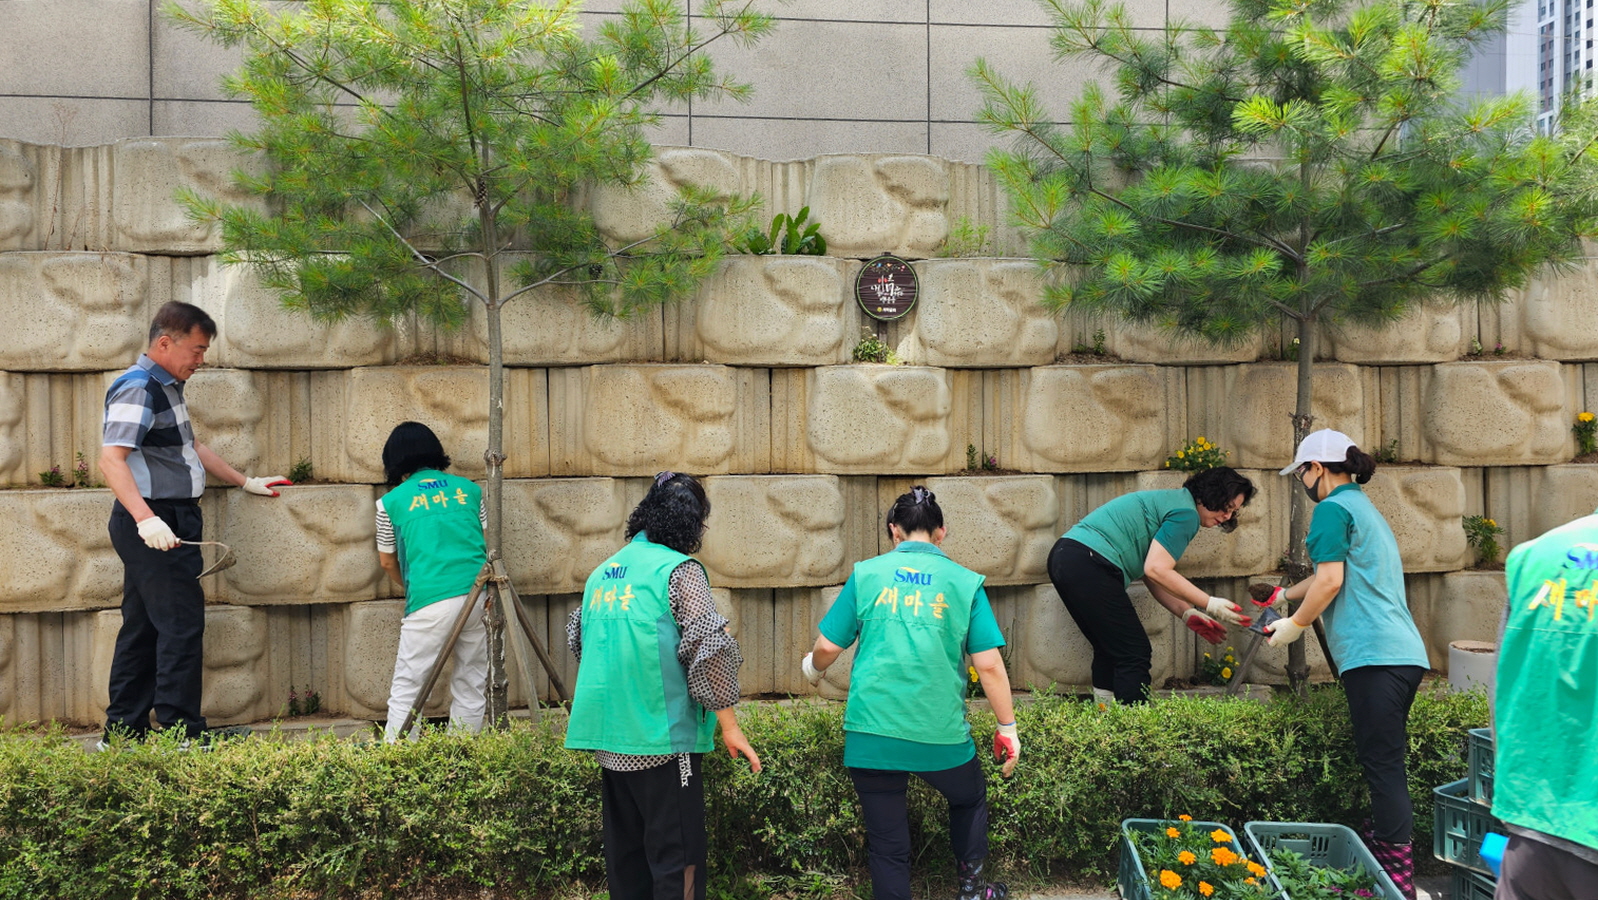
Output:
(1221, 666), (1233, 679)
(1225, 655), (1235, 664)
(969, 666), (979, 683)
(1165, 460), (1171, 467)
(1197, 436), (1207, 444)
(1177, 450), (1185, 459)
(1198, 882), (1215, 897)
(1167, 827), (1182, 838)
(1159, 870), (1182, 890)
(1581, 411), (1595, 422)
(1210, 830), (1232, 844)
(1247, 861), (1267, 878)
(1246, 877), (1258, 886)
(1178, 851), (1197, 866)
(1179, 814), (1192, 821)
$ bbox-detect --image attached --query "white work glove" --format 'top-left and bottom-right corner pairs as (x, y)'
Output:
(1206, 595), (1253, 627)
(992, 721), (1020, 777)
(137, 516), (179, 551)
(1266, 616), (1308, 648)
(801, 652), (825, 686)
(243, 475), (291, 497)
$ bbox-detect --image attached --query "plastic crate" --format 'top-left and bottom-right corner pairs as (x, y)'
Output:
(1467, 727), (1494, 804)
(1243, 821), (1404, 900)
(1434, 778), (1501, 876)
(1452, 865), (1498, 900)
(1118, 819), (1243, 900)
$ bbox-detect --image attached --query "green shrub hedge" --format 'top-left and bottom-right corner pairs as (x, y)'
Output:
(0, 686), (1487, 899)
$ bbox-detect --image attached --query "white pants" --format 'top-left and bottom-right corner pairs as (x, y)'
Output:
(384, 593), (488, 742)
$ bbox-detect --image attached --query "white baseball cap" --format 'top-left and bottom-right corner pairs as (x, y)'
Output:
(1280, 429), (1357, 475)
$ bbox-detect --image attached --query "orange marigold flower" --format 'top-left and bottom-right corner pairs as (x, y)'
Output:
(1210, 829), (1232, 843)
(1167, 827), (1181, 838)
(1178, 851), (1197, 866)
(1198, 882), (1215, 897)
(1247, 861), (1267, 878)
(1159, 870), (1182, 890)
(1211, 847), (1239, 867)
(1246, 877), (1258, 886)
(1179, 814), (1193, 822)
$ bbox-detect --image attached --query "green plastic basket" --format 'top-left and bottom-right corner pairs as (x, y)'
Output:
(1467, 727), (1494, 804)
(1433, 778), (1501, 876)
(1243, 821), (1403, 900)
(1451, 865), (1498, 900)
(1118, 819), (1243, 900)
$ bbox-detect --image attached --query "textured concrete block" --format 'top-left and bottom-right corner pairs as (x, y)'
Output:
(1187, 363), (1370, 470)
(773, 365), (970, 475)
(1362, 466), (1470, 573)
(1421, 361), (1570, 466)
(590, 148), (742, 247)
(201, 605), (268, 722)
(1518, 264), (1598, 361)
(1408, 572), (1508, 672)
(807, 155), (949, 259)
(1530, 464), (1598, 538)
(0, 490), (122, 613)
(0, 143), (37, 250)
(194, 260), (395, 369)
(883, 475), (1061, 586)
(184, 368), (270, 483)
(112, 139), (264, 254)
(699, 476), (848, 588)
(896, 259), (1058, 367)
(997, 365), (1175, 473)
(342, 599), (406, 717)
(0, 370), (117, 487)
(1092, 319), (1266, 365)
(0, 252), (150, 371)
(311, 366), (506, 483)
(211, 484), (382, 606)
(1132, 470), (1283, 578)
(1013, 582), (1197, 691)
(501, 478), (628, 596)
(548, 365), (768, 476)
(672, 256), (855, 366)
(1323, 305), (1472, 364)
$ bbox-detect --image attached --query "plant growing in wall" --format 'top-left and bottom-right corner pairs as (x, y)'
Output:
(1463, 515), (1505, 568)
(974, 0), (1598, 690)
(736, 206), (827, 255)
(168, 0), (773, 725)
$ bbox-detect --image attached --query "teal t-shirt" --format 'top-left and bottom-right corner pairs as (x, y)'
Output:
(819, 541), (1005, 771)
(1493, 509), (1598, 851)
(1305, 483), (1428, 672)
(1063, 489), (1200, 586)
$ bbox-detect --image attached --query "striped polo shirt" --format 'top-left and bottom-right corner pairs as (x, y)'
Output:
(102, 354), (205, 500)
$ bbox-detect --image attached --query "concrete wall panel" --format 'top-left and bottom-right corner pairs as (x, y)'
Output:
(0, 370), (117, 487)
(212, 485), (383, 607)
(501, 478), (629, 596)
(699, 476), (848, 588)
(196, 260), (396, 369)
(1187, 363), (1370, 470)
(1362, 466), (1470, 573)
(1014, 582), (1197, 692)
(0, 252), (150, 371)
(806, 155), (949, 259)
(1530, 464), (1598, 538)
(998, 365), (1175, 473)
(0, 490), (122, 614)
(898, 259), (1058, 368)
(885, 475), (1061, 586)
(1421, 361), (1570, 466)
(590, 148), (742, 247)
(774, 365), (969, 475)
(1324, 305), (1473, 364)
(1518, 265), (1598, 361)
(673, 256), (855, 366)
(112, 139), (264, 254)
(1407, 572), (1508, 672)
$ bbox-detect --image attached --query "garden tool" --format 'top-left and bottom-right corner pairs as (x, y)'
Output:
(180, 540), (237, 577)
(1226, 583), (1337, 695)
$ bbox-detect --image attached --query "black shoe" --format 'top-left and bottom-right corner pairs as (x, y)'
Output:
(197, 725), (254, 746)
(956, 859), (1008, 900)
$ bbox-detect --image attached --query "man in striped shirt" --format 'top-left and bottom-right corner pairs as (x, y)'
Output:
(99, 301), (288, 744)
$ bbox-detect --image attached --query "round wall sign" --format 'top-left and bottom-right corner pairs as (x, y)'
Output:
(855, 255), (918, 321)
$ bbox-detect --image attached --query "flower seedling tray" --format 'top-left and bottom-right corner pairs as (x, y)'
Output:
(1243, 821), (1403, 900)
(1466, 727), (1493, 804)
(1433, 778), (1501, 876)
(1118, 819), (1243, 900)
(1451, 865), (1498, 900)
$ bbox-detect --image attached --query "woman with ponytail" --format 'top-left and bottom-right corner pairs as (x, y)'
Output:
(1265, 430), (1429, 900)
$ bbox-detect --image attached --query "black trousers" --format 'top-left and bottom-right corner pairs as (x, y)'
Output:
(600, 755), (707, 900)
(105, 499), (207, 739)
(849, 756), (990, 900)
(1497, 832), (1598, 900)
(1047, 538), (1151, 704)
(1342, 664), (1425, 844)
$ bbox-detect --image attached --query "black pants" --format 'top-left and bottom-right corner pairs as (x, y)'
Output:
(1047, 538), (1151, 704)
(1342, 664), (1425, 844)
(105, 499), (207, 739)
(850, 756), (990, 900)
(1497, 832), (1598, 900)
(600, 755), (707, 900)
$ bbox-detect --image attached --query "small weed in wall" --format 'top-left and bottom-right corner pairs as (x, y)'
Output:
(1574, 411), (1596, 459)
(852, 328), (900, 364)
(289, 457), (315, 484)
(1165, 436), (1229, 472)
(39, 452), (99, 488)
(964, 444), (999, 472)
(285, 686), (322, 718)
(1464, 516), (1505, 569)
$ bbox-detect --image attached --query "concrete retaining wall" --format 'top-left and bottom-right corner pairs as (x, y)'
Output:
(1, 139), (1591, 726)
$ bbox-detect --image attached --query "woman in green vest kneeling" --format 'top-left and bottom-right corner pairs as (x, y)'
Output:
(375, 422), (489, 741)
(565, 471), (762, 900)
(802, 487), (1019, 900)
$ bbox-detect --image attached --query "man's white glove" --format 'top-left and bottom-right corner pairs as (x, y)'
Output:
(243, 476), (291, 497)
(137, 516), (179, 551)
(801, 652), (825, 686)
(1266, 617), (1308, 648)
(1205, 595), (1253, 627)
(992, 721), (1020, 777)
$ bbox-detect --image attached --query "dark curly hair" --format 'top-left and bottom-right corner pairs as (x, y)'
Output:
(886, 486), (944, 539)
(1183, 466), (1257, 515)
(625, 472), (711, 555)
(381, 421), (452, 486)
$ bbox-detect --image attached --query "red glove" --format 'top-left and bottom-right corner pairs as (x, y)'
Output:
(992, 722), (1019, 777)
(1182, 608), (1228, 645)
(1249, 584), (1286, 608)
(243, 476), (292, 497)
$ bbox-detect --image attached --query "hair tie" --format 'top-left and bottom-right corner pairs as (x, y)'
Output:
(910, 486), (933, 504)
(654, 471), (677, 488)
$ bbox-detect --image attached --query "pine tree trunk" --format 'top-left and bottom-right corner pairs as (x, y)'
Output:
(1286, 312), (1316, 695)
(481, 186), (509, 728)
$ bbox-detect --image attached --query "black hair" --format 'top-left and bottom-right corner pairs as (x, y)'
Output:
(1184, 466), (1257, 513)
(626, 472), (711, 555)
(886, 486), (944, 539)
(381, 421), (452, 486)
(148, 301), (217, 343)
(1320, 446), (1377, 484)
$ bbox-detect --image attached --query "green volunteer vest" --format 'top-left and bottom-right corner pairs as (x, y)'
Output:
(1492, 510), (1598, 851)
(565, 534), (715, 755)
(381, 470), (485, 615)
(844, 549), (986, 746)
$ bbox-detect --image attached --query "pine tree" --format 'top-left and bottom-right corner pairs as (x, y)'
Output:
(974, 0), (1598, 689)
(169, 0), (773, 721)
